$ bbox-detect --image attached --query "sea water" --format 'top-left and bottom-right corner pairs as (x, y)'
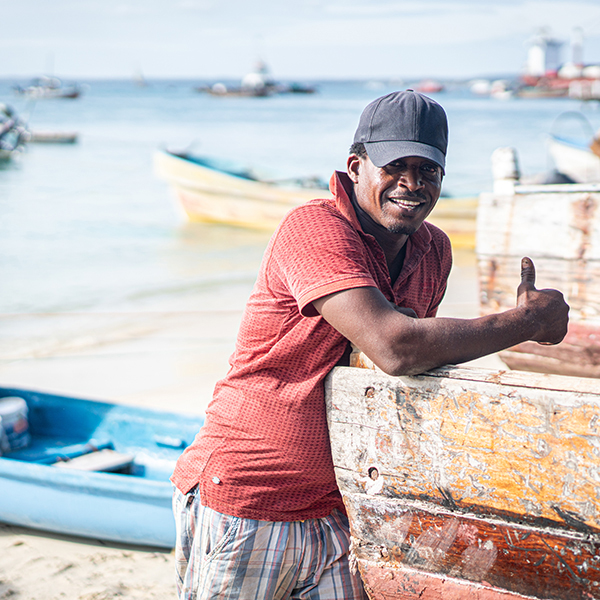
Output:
(1, 79), (599, 367)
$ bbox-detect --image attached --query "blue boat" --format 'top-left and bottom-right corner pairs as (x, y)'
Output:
(0, 387), (204, 548)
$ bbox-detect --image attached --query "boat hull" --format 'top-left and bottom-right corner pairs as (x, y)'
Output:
(326, 365), (600, 599)
(548, 136), (600, 183)
(154, 149), (322, 230)
(477, 183), (600, 378)
(0, 387), (204, 547)
(0, 458), (174, 547)
(154, 149), (477, 247)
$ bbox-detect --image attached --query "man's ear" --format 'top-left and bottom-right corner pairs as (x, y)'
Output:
(347, 154), (361, 183)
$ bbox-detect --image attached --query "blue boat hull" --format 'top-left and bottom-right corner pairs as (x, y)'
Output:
(0, 388), (204, 548)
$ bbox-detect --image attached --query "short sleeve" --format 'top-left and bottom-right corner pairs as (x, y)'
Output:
(269, 203), (377, 317)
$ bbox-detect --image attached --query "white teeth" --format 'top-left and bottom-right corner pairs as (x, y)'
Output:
(392, 199), (421, 208)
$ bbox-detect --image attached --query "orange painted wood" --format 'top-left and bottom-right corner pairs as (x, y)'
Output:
(346, 493), (599, 600)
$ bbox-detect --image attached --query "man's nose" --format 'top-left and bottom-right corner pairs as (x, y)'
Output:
(398, 166), (424, 191)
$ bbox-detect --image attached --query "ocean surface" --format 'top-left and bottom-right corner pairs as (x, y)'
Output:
(1, 78), (600, 379)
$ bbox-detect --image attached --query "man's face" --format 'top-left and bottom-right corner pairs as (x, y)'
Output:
(347, 154), (443, 236)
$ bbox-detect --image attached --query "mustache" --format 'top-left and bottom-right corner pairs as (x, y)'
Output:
(389, 190), (427, 201)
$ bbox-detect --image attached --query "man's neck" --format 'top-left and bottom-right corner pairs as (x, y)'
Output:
(350, 194), (409, 280)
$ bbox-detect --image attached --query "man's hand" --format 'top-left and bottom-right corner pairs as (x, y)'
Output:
(516, 257), (569, 346)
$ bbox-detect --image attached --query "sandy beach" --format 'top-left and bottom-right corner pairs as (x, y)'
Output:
(0, 248), (504, 600)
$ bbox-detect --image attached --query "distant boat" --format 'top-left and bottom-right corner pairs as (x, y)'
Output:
(415, 79), (444, 94)
(516, 84), (568, 98)
(13, 76), (82, 99)
(196, 60), (316, 97)
(132, 68), (148, 88)
(0, 386), (204, 548)
(27, 130), (79, 144)
(154, 148), (477, 248)
(470, 79), (514, 100)
(326, 361), (600, 599)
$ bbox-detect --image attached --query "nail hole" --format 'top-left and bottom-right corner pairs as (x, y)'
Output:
(368, 467), (379, 480)
(364, 386), (375, 398)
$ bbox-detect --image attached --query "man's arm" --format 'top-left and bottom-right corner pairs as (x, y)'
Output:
(312, 257), (569, 376)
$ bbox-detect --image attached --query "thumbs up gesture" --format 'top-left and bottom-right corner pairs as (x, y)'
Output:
(516, 257), (569, 346)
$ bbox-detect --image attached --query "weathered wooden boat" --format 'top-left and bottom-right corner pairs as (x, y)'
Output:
(154, 148), (478, 248)
(477, 147), (600, 378)
(154, 148), (324, 230)
(326, 360), (600, 599)
(0, 387), (204, 548)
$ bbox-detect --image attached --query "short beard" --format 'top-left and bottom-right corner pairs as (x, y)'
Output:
(386, 223), (419, 235)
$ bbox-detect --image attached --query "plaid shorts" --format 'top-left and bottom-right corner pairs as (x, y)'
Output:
(172, 485), (368, 600)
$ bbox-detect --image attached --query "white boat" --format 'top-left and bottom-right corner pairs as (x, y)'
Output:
(548, 134), (600, 182)
(13, 76), (82, 100)
(548, 112), (600, 183)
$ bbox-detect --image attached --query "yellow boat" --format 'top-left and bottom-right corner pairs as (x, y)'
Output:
(154, 148), (477, 249)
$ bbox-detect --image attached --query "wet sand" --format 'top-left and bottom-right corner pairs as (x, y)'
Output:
(0, 248), (504, 600)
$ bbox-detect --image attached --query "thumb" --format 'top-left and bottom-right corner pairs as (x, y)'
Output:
(517, 256), (536, 298)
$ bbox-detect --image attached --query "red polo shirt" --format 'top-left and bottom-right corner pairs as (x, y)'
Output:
(171, 170), (452, 521)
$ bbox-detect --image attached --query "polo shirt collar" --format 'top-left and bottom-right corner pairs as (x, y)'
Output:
(329, 170), (362, 230)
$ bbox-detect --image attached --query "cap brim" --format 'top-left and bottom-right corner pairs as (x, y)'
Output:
(364, 141), (445, 173)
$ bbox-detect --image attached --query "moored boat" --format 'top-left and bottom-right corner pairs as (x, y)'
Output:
(154, 148), (478, 248)
(13, 76), (82, 99)
(547, 112), (600, 183)
(477, 147), (600, 378)
(196, 60), (317, 97)
(27, 130), (79, 144)
(154, 148), (327, 230)
(326, 361), (600, 599)
(0, 387), (204, 548)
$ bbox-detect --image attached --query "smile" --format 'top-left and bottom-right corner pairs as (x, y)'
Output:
(388, 197), (425, 210)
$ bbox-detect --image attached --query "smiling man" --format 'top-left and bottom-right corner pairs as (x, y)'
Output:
(171, 90), (569, 600)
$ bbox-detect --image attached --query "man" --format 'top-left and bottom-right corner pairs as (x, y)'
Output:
(171, 90), (568, 600)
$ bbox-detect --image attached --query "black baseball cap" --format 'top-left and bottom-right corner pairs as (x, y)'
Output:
(353, 90), (448, 173)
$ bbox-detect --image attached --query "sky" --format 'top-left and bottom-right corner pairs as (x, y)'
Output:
(3, 0), (600, 81)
